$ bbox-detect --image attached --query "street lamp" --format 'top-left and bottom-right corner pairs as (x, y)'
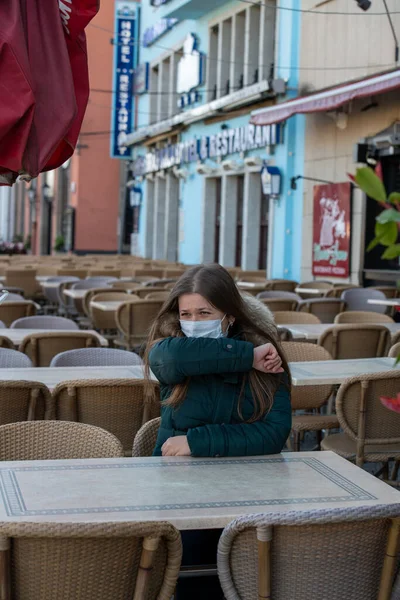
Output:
(261, 163), (282, 198)
(355, 0), (371, 9)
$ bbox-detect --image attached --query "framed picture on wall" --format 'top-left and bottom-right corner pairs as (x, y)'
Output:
(312, 182), (352, 278)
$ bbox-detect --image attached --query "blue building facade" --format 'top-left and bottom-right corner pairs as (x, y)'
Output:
(125, 0), (305, 280)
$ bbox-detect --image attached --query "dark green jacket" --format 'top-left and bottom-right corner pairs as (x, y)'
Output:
(149, 336), (291, 457)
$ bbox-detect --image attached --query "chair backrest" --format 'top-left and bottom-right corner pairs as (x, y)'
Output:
(53, 379), (160, 454)
(0, 380), (53, 423)
(334, 311), (394, 324)
(163, 268), (185, 278)
(237, 276), (267, 283)
(336, 371), (400, 453)
(0, 336), (15, 350)
(318, 325), (391, 359)
(132, 417), (161, 457)
(83, 287), (124, 319)
(88, 269), (121, 278)
(341, 288), (387, 313)
(133, 268), (164, 278)
(135, 287), (169, 298)
(265, 279), (298, 292)
(0, 301), (36, 327)
(388, 342), (400, 358)
(5, 269), (37, 298)
(298, 281), (333, 289)
(145, 291), (170, 301)
(257, 291), (301, 301)
(110, 281), (142, 291)
(368, 285), (398, 299)
(11, 316), (79, 330)
(57, 269), (88, 279)
(50, 347), (143, 367)
(260, 298), (299, 312)
(273, 311), (321, 325)
(90, 292), (133, 330)
(0, 421), (124, 459)
(324, 284), (360, 298)
(116, 300), (164, 345)
(1, 520), (181, 600)
(72, 280), (111, 290)
(0, 348), (32, 368)
(298, 299), (346, 324)
(20, 332), (102, 367)
(282, 341), (333, 410)
(0, 321), (5, 329)
(217, 509), (398, 600)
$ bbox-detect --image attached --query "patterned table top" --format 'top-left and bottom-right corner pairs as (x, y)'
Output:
(0, 452), (398, 530)
(290, 357), (400, 385)
(0, 365), (151, 390)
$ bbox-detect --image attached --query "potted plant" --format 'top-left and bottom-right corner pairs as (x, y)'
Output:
(54, 235), (65, 254)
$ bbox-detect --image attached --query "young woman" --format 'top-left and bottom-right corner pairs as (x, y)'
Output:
(144, 263), (291, 458)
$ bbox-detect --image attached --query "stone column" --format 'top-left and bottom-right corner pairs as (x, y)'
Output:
(152, 175), (166, 259)
(201, 177), (218, 263)
(219, 175), (238, 267)
(164, 173), (179, 262)
(241, 171), (261, 270)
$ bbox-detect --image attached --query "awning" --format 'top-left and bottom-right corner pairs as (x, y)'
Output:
(251, 69), (400, 126)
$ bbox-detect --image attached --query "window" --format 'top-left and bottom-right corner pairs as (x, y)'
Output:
(208, 0), (276, 100)
(149, 47), (182, 124)
(235, 175), (244, 267)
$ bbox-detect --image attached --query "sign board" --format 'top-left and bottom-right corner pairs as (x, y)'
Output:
(143, 18), (178, 47)
(176, 34), (204, 109)
(110, 1), (138, 159)
(312, 182), (352, 278)
(132, 122), (283, 176)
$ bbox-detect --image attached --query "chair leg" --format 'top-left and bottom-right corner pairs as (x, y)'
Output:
(391, 460), (399, 482)
(316, 430), (322, 449)
(378, 518), (400, 600)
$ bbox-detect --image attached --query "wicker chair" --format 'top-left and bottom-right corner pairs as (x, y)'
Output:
(88, 269), (121, 278)
(50, 347), (143, 367)
(115, 300), (164, 350)
(42, 277), (79, 313)
(11, 315), (79, 330)
(341, 288), (387, 314)
(237, 276), (267, 284)
(0, 302), (36, 327)
(53, 379), (160, 455)
(0, 520), (182, 600)
(217, 507), (400, 600)
(0, 321), (6, 329)
(277, 327), (293, 342)
(324, 284), (360, 298)
(257, 291), (301, 302)
(163, 268), (186, 278)
(265, 279), (298, 292)
(296, 281), (333, 299)
(368, 286), (399, 299)
(298, 299), (346, 324)
(0, 348), (32, 368)
(282, 342), (337, 450)
(110, 281), (143, 291)
(0, 380), (53, 423)
(132, 417), (161, 457)
(388, 342), (400, 358)
(20, 332), (102, 367)
(3, 292), (26, 302)
(145, 291), (170, 301)
(334, 311), (394, 324)
(5, 268), (38, 298)
(57, 268), (88, 279)
(82, 287), (126, 323)
(260, 298), (299, 312)
(273, 311), (321, 325)
(318, 325), (391, 359)
(0, 421), (124, 459)
(0, 336), (15, 350)
(321, 371), (400, 472)
(90, 292), (132, 332)
(135, 287), (170, 299)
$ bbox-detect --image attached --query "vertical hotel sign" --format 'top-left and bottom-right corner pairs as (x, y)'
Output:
(111, 2), (138, 159)
(312, 182), (352, 278)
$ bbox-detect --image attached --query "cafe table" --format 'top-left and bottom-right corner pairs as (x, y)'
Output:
(368, 298), (400, 307)
(280, 322), (400, 341)
(0, 328), (108, 348)
(90, 300), (130, 312)
(290, 357), (400, 386)
(0, 452), (398, 530)
(294, 287), (328, 295)
(0, 365), (153, 391)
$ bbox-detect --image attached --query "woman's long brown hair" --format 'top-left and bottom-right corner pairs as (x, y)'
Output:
(144, 264), (291, 422)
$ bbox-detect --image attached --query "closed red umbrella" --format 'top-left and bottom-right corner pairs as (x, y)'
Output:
(0, 0), (99, 185)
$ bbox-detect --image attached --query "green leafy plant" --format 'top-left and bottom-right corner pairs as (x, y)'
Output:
(349, 167), (400, 259)
(54, 235), (65, 252)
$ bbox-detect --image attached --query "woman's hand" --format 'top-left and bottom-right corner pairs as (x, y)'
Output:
(253, 343), (284, 374)
(162, 436), (191, 456)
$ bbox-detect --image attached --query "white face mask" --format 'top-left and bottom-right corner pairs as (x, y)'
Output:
(180, 315), (228, 339)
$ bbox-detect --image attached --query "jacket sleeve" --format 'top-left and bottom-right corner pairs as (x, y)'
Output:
(187, 380), (292, 457)
(149, 337), (254, 385)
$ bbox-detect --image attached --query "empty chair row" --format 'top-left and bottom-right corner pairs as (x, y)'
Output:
(0, 347), (143, 368)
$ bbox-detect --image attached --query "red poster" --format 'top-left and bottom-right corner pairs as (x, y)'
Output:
(312, 182), (352, 278)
